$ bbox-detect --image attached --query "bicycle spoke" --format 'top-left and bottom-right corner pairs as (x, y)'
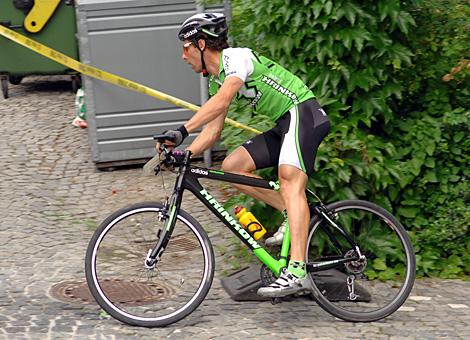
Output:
(307, 201), (415, 322)
(86, 204), (214, 326)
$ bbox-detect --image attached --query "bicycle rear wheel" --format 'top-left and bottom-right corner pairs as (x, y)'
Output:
(307, 200), (415, 322)
(85, 202), (214, 327)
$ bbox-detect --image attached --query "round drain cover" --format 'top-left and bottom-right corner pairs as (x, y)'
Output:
(50, 279), (175, 306)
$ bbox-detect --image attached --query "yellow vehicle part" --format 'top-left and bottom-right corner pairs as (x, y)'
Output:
(23, 0), (61, 33)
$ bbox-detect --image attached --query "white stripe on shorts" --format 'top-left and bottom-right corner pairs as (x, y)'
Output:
(278, 106), (304, 172)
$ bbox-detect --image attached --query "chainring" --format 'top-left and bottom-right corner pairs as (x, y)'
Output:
(260, 264), (277, 286)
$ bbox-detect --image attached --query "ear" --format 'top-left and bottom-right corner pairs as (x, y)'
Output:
(197, 39), (206, 51)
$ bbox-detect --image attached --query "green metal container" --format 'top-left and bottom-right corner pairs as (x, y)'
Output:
(0, 0), (79, 98)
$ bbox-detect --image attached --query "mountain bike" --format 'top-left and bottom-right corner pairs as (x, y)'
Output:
(85, 134), (416, 327)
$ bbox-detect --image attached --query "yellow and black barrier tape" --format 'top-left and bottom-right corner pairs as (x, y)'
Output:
(0, 24), (261, 135)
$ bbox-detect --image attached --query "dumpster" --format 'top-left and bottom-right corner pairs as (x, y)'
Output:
(0, 0), (79, 99)
(76, 0), (230, 167)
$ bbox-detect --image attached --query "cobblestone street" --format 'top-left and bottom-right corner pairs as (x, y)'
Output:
(0, 77), (469, 339)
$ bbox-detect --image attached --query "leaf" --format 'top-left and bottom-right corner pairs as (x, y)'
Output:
(423, 170), (438, 183)
(340, 29), (353, 49)
(282, 37), (294, 54)
(340, 66), (351, 82)
(388, 186), (400, 201)
(397, 207), (419, 218)
(345, 6), (356, 25)
(425, 142), (436, 156)
(312, 2), (323, 19)
(424, 158), (435, 168)
(372, 258), (387, 271)
(99, 309), (110, 318)
(378, 0), (399, 22)
(453, 131), (465, 143)
(392, 59), (402, 70)
(409, 157), (424, 176)
(396, 11), (414, 34)
(325, 1), (333, 15)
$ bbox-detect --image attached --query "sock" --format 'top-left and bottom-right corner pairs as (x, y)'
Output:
(287, 260), (306, 278)
(281, 209), (288, 220)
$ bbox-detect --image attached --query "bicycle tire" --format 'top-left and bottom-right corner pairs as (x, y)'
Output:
(85, 202), (215, 327)
(307, 200), (416, 322)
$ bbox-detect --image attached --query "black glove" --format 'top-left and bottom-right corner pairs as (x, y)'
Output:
(164, 125), (188, 147)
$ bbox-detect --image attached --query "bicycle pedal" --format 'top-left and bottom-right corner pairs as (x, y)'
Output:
(271, 297), (282, 305)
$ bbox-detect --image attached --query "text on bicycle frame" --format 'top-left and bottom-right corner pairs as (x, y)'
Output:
(199, 189), (260, 249)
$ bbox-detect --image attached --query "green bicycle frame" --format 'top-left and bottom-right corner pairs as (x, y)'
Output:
(177, 166), (291, 277)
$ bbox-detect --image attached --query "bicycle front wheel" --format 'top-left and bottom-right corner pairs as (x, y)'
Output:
(307, 200), (415, 322)
(85, 202), (215, 327)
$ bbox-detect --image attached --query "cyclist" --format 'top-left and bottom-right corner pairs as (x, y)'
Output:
(159, 13), (330, 297)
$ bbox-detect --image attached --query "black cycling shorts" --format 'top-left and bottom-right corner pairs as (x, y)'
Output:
(242, 98), (330, 176)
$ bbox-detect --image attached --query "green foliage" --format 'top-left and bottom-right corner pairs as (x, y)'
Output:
(389, 0), (470, 277)
(216, 0), (469, 278)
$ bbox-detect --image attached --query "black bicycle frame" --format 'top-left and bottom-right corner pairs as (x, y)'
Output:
(184, 166), (277, 250)
(146, 157), (361, 274)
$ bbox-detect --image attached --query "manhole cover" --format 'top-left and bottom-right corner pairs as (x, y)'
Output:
(50, 279), (175, 306)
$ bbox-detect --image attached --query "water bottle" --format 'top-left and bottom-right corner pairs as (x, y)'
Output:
(234, 206), (267, 240)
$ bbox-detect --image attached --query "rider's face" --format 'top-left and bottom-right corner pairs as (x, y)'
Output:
(181, 39), (203, 73)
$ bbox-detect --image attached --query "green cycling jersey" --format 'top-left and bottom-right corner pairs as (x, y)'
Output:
(209, 48), (315, 122)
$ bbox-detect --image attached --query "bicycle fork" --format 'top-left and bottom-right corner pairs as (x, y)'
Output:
(144, 157), (190, 268)
(144, 198), (178, 268)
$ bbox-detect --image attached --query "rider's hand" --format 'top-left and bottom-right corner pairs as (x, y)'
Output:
(160, 149), (186, 171)
(155, 125), (188, 154)
(171, 149), (186, 164)
(155, 140), (175, 154)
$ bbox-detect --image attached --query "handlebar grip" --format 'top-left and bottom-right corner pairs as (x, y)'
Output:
(153, 134), (175, 142)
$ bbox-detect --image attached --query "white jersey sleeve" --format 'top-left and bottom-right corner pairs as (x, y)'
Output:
(221, 48), (254, 82)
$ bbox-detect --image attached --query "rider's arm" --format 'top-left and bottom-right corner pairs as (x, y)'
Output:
(184, 76), (244, 133)
(186, 112), (226, 156)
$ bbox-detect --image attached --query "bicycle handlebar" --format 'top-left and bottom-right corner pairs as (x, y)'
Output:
(153, 133), (175, 143)
(151, 134), (192, 173)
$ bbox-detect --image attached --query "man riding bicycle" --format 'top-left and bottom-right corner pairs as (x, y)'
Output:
(159, 13), (330, 297)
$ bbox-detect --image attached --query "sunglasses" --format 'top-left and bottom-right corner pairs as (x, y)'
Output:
(182, 41), (194, 53)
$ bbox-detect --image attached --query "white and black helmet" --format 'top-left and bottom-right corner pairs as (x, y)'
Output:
(178, 13), (227, 41)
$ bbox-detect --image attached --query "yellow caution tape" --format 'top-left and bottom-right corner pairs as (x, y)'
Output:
(0, 24), (261, 135)
(24, 0), (61, 33)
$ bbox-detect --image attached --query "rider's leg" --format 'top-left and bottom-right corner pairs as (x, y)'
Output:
(258, 99), (330, 297)
(221, 146), (285, 212)
(278, 164), (309, 263)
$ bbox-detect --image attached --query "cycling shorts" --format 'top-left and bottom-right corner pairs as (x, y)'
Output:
(242, 98), (330, 176)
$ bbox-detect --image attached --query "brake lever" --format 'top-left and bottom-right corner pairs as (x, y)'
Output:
(154, 163), (161, 175)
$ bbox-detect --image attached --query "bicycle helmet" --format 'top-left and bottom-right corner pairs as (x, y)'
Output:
(178, 13), (227, 77)
(178, 13), (227, 41)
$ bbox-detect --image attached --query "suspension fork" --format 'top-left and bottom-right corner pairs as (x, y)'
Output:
(145, 154), (191, 268)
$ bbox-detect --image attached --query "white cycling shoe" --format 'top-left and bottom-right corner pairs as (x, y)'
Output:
(257, 268), (312, 297)
(265, 221), (287, 246)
